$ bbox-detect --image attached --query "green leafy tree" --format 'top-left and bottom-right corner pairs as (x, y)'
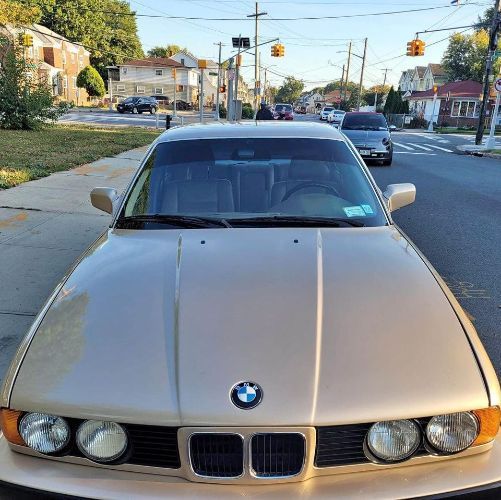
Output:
(363, 84), (391, 108)
(77, 65), (105, 97)
(26, 0), (144, 80)
(275, 76), (304, 103)
(0, 0), (41, 24)
(147, 44), (184, 58)
(383, 86), (408, 114)
(0, 36), (68, 130)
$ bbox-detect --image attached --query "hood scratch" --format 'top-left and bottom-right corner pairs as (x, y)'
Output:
(310, 229), (324, 423)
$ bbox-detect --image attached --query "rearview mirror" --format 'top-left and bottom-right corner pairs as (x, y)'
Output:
(90, 187), (119, 214)
(383, 183), (416, 212)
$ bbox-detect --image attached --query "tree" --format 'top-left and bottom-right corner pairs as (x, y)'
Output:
(0, 0), (41, 24)
(0, 36), (68, 130)
(147, 45), (184, 58)
(363, 84), (391, 108)
(383, 86), (408, 114)
(77, 65), (105, 98)
(25, 0), (144, 80)
(441, 30), (492, 83)
(275, 76), (304, 103)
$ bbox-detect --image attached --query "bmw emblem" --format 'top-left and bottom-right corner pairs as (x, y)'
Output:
(230, 381), (262, 410)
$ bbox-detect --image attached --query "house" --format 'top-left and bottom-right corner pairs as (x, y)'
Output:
(298, 91), (324, 113)
(404, 80), (484, 127)
(399, 64), (447, 93)
(1, 23), (91, 103)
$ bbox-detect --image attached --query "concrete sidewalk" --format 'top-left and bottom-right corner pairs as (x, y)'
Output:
(0, 146), (146, 381)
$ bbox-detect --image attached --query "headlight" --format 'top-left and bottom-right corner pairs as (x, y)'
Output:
(426, 412), (479, 454)
(366, 419), (421, 462)
(19, 413), (70, 454)
(76, 420), (128, 462)
(382, 137), (390, 145)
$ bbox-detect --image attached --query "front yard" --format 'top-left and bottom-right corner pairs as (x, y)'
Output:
(0, 125), (160, 189)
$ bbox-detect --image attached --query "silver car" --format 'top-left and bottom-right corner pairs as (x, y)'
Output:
(0, 122), (499, 499)
(341, 112), (393, 166)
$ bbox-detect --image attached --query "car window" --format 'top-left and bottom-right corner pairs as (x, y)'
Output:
(123, 97), (134, 104)
(342, 114), (388, 131)
(323, 107), (334, 112)
(121, 138), (385, 227)
(275, 104), (292, 112)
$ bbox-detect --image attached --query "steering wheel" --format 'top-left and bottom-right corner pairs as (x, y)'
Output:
(282, 182), (340, 202)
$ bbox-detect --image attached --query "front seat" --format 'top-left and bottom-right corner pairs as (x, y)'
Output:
(161, 179), (234, 213)
(270, 159), (333, 206)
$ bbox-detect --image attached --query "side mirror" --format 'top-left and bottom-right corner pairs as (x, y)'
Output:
(389, 125), (397, 132)
(383, 183), (416, 212)
(90, 187), (119, 214)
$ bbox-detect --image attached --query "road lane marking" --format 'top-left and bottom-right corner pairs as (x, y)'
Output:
(393, 141), (414, 150)
(394, 151), (436, 155)
(426, 144), (454, 153)
(408, 143), (433, 151)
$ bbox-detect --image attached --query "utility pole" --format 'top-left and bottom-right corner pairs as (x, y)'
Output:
(215, 41), (223, 120)
(234, 35), (242, 121)
(199, 68), (204, 123)
(475, 0), (501, 145)
(227, 57), (234, 121)
(172, 68), (177, 118)
(374, 68), (389, 110)
(263, 67), (267, 104)
(343, 41), (352, 103)
(357, 37), (368, 111)
(340, 64), (345, 109)
(247, 3), (267, 112)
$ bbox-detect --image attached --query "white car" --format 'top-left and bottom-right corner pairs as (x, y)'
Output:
(327, 109), (346, 124)
(319, 106), (335, 120)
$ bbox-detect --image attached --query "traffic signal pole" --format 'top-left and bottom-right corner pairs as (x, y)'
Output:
(475, 0), (501, 145)
(215, 41), (222, 120)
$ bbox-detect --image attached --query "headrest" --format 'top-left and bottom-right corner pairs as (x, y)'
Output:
(290, 159), (330, 180)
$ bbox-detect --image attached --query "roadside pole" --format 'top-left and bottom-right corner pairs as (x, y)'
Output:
(227, 58), (234, 121)
(200, 68), (204, 123)
(234, 35), (242, 121)
(356, 38), (367, 111)
(427, 86), (438, 132)
(108, 78), (113, 111)
(343, 41), (352, 103)
(486, 77), (501, 149)
(173, 68), (177, 118)
(374, 68), (388, 110)
(215, 42), (222, 120)
(475, 0), (501, 145)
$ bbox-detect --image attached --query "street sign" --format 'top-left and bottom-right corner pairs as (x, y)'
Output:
(209, 72), (218, 76)
(494, 77), (501, 92)
(232, 37), (250, 48)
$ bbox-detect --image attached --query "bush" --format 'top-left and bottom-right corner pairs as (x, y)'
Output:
(0, 37), (67, 130)
(76, 66), (105, 98)
(218, 103), (227, 118)
(409, 116), (428, 129)
(241, 102), (254, 119)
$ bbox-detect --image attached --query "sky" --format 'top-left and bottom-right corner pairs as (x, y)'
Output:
(131, 0), (490, 90)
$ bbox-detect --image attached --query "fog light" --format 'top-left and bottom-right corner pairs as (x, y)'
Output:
(76, 420), (127, 462)
(19, 413), (70, 454)
(366, 420), (420, 462)
(426, 412), (478, 454)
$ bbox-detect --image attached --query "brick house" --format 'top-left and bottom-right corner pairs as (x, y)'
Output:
(1, 23), (91, 104)
(404, 80), (487, 127)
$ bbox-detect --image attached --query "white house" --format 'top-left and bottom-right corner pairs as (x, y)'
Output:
(399, 64), (447, 93)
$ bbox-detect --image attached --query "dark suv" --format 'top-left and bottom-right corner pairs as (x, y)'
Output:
(117, 96), (158, 114)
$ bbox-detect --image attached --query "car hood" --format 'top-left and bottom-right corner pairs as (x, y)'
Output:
(342, 129), (389, 146)
(11, 226), (487, 426)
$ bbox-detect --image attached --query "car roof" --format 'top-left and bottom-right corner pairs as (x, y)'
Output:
(345, 111), (383, 115)
(157, 121), (345, 143)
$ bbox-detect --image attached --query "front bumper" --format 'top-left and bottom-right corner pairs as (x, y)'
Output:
(355, 146), (392, 160)
(0, 433), (500, 499)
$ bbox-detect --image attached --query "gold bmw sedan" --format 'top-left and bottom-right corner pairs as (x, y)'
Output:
(0, 122), (499, 499)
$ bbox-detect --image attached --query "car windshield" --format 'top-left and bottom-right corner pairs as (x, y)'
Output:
(323, 107), (334, 112)
(123, 97), (136, 103)
(275, 104), (292, 112)
(119, 138), (386, 228)
(342, 114), (388, 131)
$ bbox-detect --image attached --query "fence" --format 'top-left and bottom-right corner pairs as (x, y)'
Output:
(385, 113), (412, 129)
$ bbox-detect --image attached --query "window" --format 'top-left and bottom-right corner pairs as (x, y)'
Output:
(451, 100), (478, 118)
(176, 84), (184, 92)
(136, 85), (145, 94)
(155, 69), (163, 76)
(72, 76), (77, 89)
(122, 67), (127, 74)
(116, 84), (126, 92)
(79, 55), (84, 67)
(154, 87), (164, 94)
(181, 58), (185, 65)
(63, 75), (68, 89)
(120, 138), (386, 227)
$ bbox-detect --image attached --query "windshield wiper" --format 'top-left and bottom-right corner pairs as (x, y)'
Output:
(228, 216), (365, 228)
(116, 214), (232, 229)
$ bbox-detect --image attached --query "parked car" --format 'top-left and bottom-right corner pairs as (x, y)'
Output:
(327, 109), (346, 124)
(273, 103), (294, 120)
(320, 106), (335, 120)
(150, 95), (170, 105)
(340, 111), (393, 166)
(116, 96), (157, 114)
(175, 100), (193, 111)
(0, 122), (499, 499)
(295, 105), (307, 114)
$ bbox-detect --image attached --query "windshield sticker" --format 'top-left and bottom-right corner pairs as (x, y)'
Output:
(343, 206), (366, 217)
(361, 204), (374, 214)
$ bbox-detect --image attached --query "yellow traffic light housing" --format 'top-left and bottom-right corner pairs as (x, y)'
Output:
(406, 41), (415, 56)
(278, 43), (285, 57)
(19, 33), (34, 47)
(407, 38), (425, 56)
(219, 85), (226, 93)
(271, 45), (278, 57)
(271, 43), (284, 57)
(171, 68), (177, 78)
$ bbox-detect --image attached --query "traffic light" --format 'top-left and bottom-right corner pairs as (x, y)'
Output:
(171, 68), (177, 79)
(219, 85), (226, 93)
(236, 54), (242, 66)
(271, 43), (285, 57)
(407, 39), (425, 56)
(19, 33), (33, 47)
